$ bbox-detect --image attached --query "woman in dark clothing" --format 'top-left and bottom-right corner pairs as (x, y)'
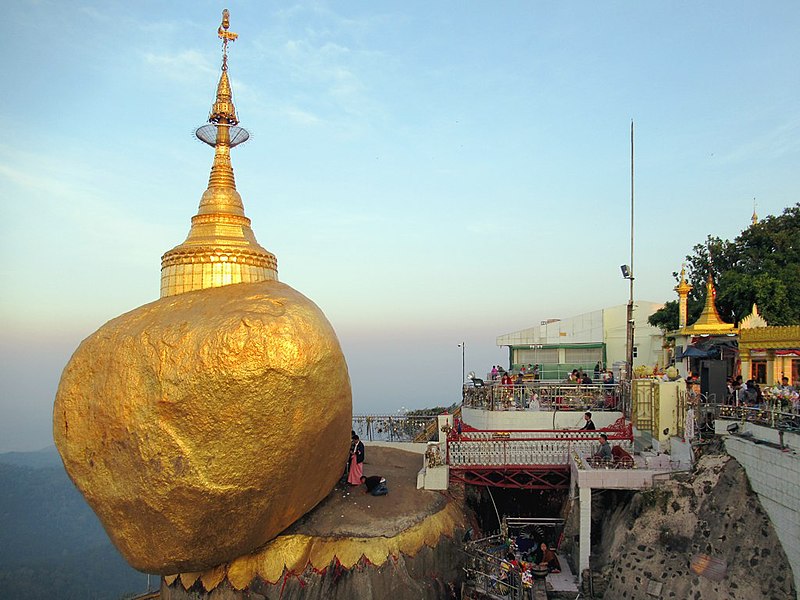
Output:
(532, 542), (561, 573)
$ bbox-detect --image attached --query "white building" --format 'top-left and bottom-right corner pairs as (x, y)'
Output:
(496, 302), (665, 378)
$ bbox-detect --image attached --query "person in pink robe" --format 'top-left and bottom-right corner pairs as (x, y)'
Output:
(347, 434), (365, 485)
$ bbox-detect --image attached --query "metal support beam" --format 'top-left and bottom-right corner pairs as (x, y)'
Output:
(450, 466), (570, 490)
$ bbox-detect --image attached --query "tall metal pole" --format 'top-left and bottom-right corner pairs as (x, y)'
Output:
(626, 120), (635, 382)
(460, 342), (466, 383)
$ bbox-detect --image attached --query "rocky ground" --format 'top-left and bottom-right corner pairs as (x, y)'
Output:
(288, 444), (448, 538)
(588, 444), (795, 599)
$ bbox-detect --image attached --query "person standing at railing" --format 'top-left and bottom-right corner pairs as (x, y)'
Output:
(743, 380), (759, 406)
(500, 371), (514, 408)
(732, 375), (744, 406)
(515, 372), (525, 407)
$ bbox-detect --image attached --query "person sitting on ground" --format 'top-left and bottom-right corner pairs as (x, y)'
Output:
(580, 411), (596, 430)
(532, 542), (561, 573)
(594, 433), (612, 461)
(361, 475), (388, 496)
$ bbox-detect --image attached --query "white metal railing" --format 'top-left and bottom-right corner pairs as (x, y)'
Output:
(448, 437), (634, 467)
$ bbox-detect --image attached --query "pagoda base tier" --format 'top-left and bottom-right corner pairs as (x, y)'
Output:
(161, 446), (468, 600)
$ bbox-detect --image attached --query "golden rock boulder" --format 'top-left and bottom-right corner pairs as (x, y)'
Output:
(53, 280), (351, 574)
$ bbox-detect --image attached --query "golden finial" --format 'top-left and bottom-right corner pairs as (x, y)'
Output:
(751, 198), (758, 226)
(218, 9), (238, 72)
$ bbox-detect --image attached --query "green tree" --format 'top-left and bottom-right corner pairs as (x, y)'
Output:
(648, 203), (800, 331)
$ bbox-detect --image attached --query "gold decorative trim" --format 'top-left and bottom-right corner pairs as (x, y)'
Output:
(190, 213), (252, 226)
(165, 500), (464, 592)
(161, 248), (278, 270)
(739, 325), (800, 349)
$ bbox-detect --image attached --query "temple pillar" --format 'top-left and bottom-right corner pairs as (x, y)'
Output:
(579, 486), (592, 581)
(740, 349), (751, 383)
(766, 350), (776, 386)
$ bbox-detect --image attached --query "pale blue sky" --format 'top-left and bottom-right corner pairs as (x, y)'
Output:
(1, 1), (798, 451)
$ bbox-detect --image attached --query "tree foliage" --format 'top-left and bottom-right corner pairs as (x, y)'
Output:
(648, 203), (800, 331)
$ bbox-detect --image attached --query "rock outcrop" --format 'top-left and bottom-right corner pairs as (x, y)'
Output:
(591, 450), (795, 599)
(54, 280), (352, 573)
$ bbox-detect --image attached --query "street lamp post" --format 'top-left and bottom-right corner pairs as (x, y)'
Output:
(458, 342), (465, 383)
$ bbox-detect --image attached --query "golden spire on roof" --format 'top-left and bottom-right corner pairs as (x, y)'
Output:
(751, 198), (758, 226)
(682, 273), (735, 334)
(674, 264), (692, 295)
(160, 9), (277, 298)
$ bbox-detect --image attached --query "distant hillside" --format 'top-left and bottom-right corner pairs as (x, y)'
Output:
(0, 447), (152, 600)
(0, 446), (63, 469)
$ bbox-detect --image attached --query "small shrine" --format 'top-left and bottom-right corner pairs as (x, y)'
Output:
(739, 321), (800, 386)
(671, 270), (737, 379)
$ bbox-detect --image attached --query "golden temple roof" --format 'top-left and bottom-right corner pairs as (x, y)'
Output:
(160, 10), (277, 298)
(679, 274), (736, 336)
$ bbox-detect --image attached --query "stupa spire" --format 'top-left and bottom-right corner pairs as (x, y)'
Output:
(689, 274), (729, 330)
(160, 9), (277, 298)
(674, 264), (693, 329)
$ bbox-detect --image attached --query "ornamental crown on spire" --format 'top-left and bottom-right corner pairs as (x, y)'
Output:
(210, 9), (239, 125)
(159, 9), (277, 298)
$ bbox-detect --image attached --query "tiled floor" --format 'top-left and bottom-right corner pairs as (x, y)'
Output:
(546, 553), (579, 593)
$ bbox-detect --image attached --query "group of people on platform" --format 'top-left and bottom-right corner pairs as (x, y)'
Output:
(567, 365), (615, 385)
(344, 431), (388, 496)
(488, 363), (616, 386)
(491, 364), (541, 381)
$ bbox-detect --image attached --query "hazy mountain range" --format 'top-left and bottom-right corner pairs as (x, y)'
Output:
(0, 446), (153, 599)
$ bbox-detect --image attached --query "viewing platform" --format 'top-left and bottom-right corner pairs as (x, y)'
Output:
(463, 380), (627, 413)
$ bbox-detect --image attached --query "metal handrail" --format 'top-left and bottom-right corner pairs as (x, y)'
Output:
(710, 403), (800, 431)
(463, 381), (626, 413)
(351, 414), (434, 442)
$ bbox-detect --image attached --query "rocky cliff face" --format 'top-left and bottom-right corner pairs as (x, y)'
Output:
(590, 449), (795, 599)
(161, 539), (463, 600)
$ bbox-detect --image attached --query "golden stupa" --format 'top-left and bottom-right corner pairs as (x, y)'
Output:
(678, 274), (736, 336)
(53, 11), (352, 574)
(160, 9), (276, 297)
